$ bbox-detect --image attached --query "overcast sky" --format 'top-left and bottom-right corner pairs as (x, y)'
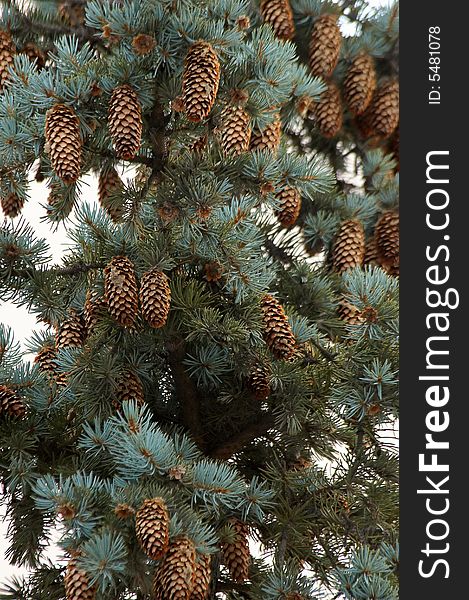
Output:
(0, 0), (393, 586)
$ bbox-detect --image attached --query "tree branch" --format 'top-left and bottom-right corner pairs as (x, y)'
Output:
(208, 414), (275, 460)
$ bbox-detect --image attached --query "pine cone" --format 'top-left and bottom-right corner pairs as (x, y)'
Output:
(343, 52), (376, 116)
(331, 219), (365, 273)
(84, 290), (108, 335)
(250, 114), (281, 154)
(115, 369), (144, 407)
(34, 345), (58, 378)
(0, 30), (15, 91)
(56, 310), (85, 349)
(375, 211), (399, 268)
(190, 554), (212, 600)
(309, 14), (342, 78)
(0, 385), (26, 418)
(98, 167), (124, 222)
(368, 79), (399, 138)
(311, 82), (343, 138)
(22, 42), (46, 69)
(45, 104), (82, 183)
(59, 2), (86, 27)
(182, 41), (220, 122)
(108, 84), (142, 160)
(363, 236), (381, 267)
(261, 294), (296, 360)
(337, 299), (363, 325)
(154, 536), (196, 600)
(275, 186), (301, 228)
(259, 0), (295, 41)
(104, 256), (139, 329)
(221, 519), (250, 583)
(248, 364), (271, 400)
(218, 105), (251, 156)
(135, 498), (170, 561)
(1, 193), (24, 218)
(64, 559), (96, 600)
(139, 268), (171, 329)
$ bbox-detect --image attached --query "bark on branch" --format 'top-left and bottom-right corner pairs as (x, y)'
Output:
(208, 414), (275, 460)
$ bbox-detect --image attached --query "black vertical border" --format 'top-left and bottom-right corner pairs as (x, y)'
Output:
(400, 1), (467, 596)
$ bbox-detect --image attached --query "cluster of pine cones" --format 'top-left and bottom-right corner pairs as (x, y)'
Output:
(64, 498), (252, 600)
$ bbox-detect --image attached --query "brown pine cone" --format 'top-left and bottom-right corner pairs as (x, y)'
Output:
(311, 81), (343, 138)
(275, 186), (301, 228)
(259, 0), (295, 41)
(331, 219), (365, 273)
(56, 309), (86, 349)
(363, 236), (381, 267)
(64, 558), (96, 600)
(153, 536), (196, 600)
(108, 84), (143, 160)
(221, 518), (250, 583)
(182, 42), (220, 122)
(368, 79), (399, 138)
(218, 105), (251, 156)
(115, 369), (144, 407)
(337, 299), (364, 325)
(45, 104), (82, 183)
(139, 268), (171, 329)
(104, 256), (139, 329)
(84, 290), (108, 335)
(98, 167), (124, 222)
(34, 345), (59, 378)
(0, 30), (15, 91)
(190, 554), (212, 600)
(343, 52), (376, 116)
(0, 385), (26, 418)
(248, 364), (271, 400)
(250, 114), (281, 154)
(375, 211), (399, 268)
(22, 42), (46, 69)
(135, 498), (170, 561)
(1, 193), (24, 218)
(261, 294), (296, 360)
(309, 14), (342, 78)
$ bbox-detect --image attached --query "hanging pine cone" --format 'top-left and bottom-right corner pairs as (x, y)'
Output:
(182, 41), (220, 122)
(0, 30), (15, 91)
(218, 105), (251, 156)
(56, 310), (85, 349)
(375, 211), (399, 268)
(343, 52), (376, 116)
(108, 84), (143, 160)
(1, 193), (24, 218)
(368, 79), (399, 138)
(261, 294), (296, 360)
(139, 268), (171, 329)
(84, 290), (108, 335)
(22, 42), (46, 69)
(98, 167), (124, 222)
(59, 2), (86, 27)
(34, 345), (58, 378)
(221, 519), (250, 583)
(275, 186), (301, 228)
(154, 536), (197, 600)
(250, 114), (281, 154)
(331, 219), (365, 273)
(135, 498), (170, 561)
(45, 104), (82, 184)
(115, 369), (144, 407)
(311, 82), (343, 138)
(64, 558), (96, 600)
(337, 299), (363, 325)
(363, 236), (381, 267)
(190, 554), (212, 600)
(0, 385), (26, 418)
(104, 256), (139, 329)
(248, 364), (271, 400)
(309, 14), (342, 78)
(259, 0), (295, 41)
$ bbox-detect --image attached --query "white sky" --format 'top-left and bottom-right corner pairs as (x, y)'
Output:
(0, 0), (393, 588)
